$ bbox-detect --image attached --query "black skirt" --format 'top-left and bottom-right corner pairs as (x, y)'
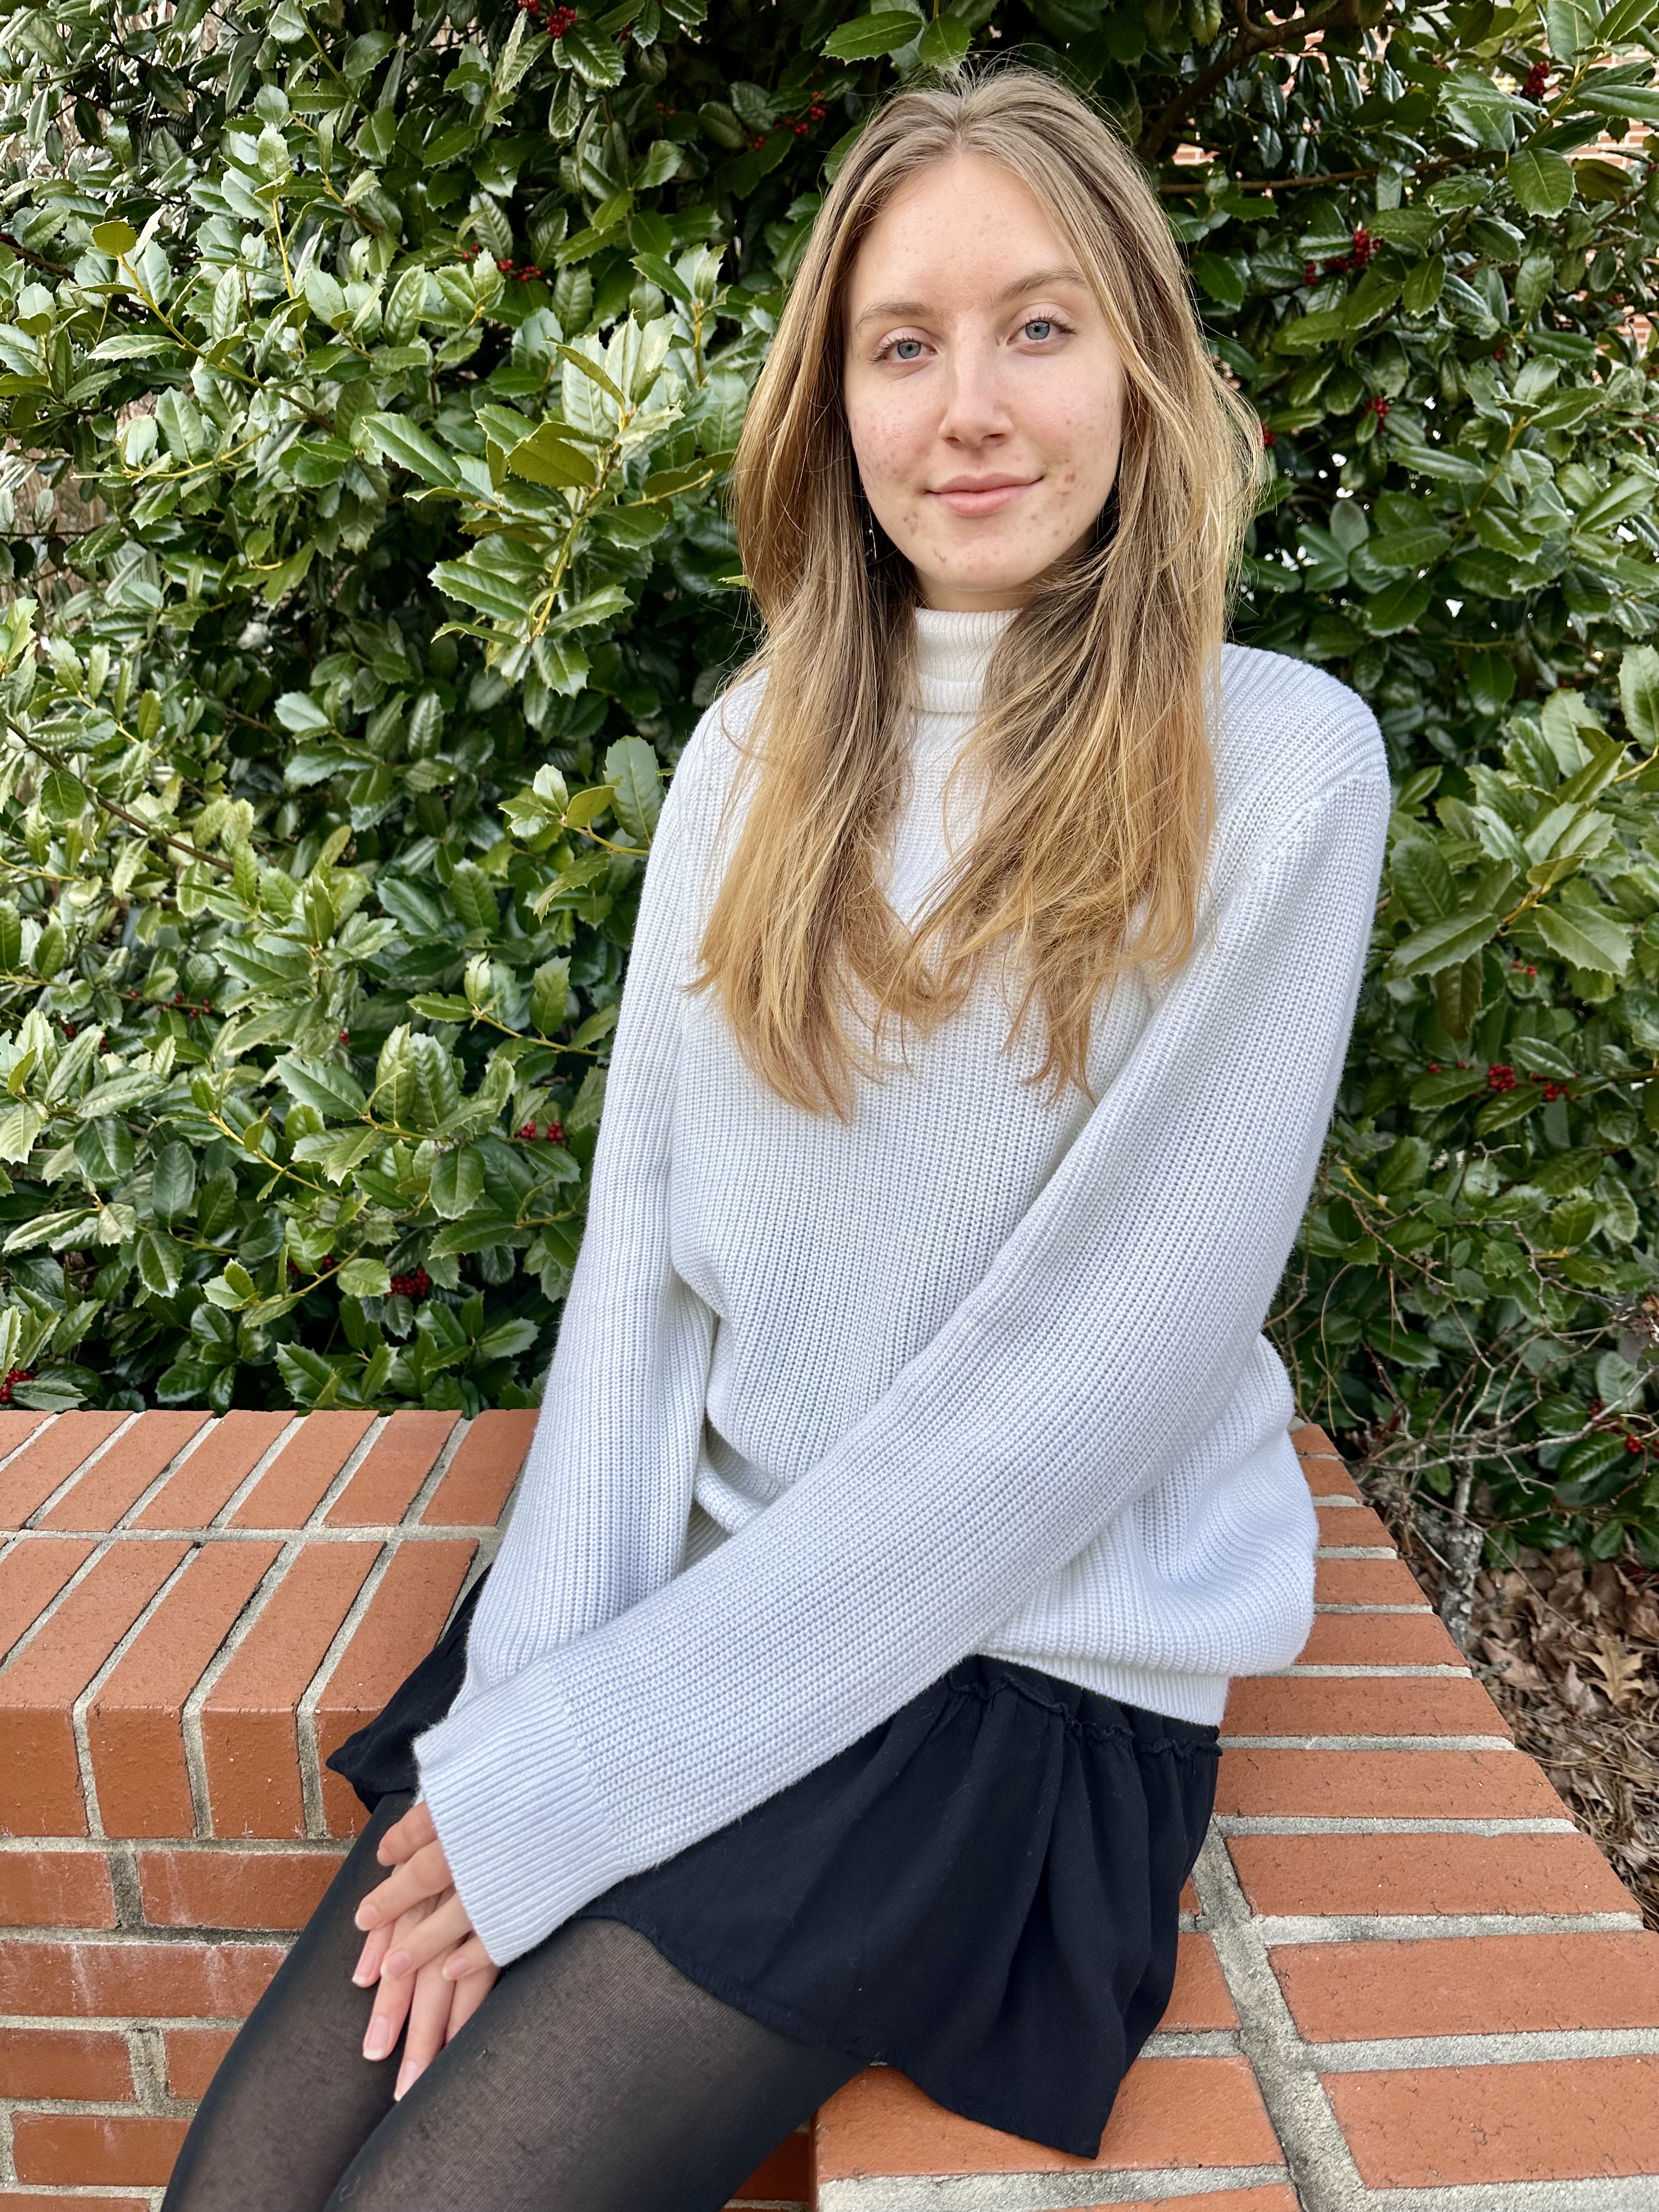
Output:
(326, 1565), (1221, 2159)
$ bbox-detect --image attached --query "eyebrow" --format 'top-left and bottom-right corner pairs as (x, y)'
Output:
(849, 264), (1090, 333)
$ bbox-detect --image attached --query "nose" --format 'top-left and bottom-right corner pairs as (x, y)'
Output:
(934, 330), (1011, 448)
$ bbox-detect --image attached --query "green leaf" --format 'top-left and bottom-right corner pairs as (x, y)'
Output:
(504, 424), (599, 489)
(137, 1229), (185, 1297)
(92, 219), (139, 256)
(1508, 147), (1575, 216)
(822, 9), (923, 58)
(151, 1139), (197, 1223)
(430, 1143), (485, 1217)
(530, 958), (571, 1036)
(277, 1054), (368, 1120)
(1621, 646), (1659, 749)
(604, 737), (662, 841)
(38, 768), (87, 825)
(359, 412), (459, 487)
(564, 785), (614, 830)
(448, 862), (500, 934)
(336, 1256), (392, 1297)
(74, 1117), (135, 1186)
(1529, 900), (1633, 975)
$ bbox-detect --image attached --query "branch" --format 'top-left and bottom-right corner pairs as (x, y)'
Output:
(1137, 0), (1368, 167)
(2, 715), (233, 874)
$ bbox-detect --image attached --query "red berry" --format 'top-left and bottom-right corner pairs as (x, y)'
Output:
(338, 1030), (349, 1043)
(544, 1121), (565, 1143)
(1427, 1062), (1441, 1073)
(1523, 60), (1550, 99)
(517, 1121), (537, 1140)
(1261, 426), (1277, 448)
(1303, 261), (1318, 285)
(1627, 1435), (1644, 1453)
(1487, 1063), (1516, 1092)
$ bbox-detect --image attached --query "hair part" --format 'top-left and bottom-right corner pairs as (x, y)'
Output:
(689, 58), (1265, 1121)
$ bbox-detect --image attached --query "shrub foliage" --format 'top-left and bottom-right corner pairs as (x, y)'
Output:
(0, 0), (1657, 1566)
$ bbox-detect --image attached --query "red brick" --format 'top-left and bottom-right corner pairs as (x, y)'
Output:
(1180, 1877), (1199, 1915)
(134, 1411), (295, 1531)
(0, 1541), (188, 1836)
(1222, 1675), (1507, 1741)
(1296, 1454), (1363, 1502)
(0, 1412), (128, 1531)
(0, 1934), (284, 2017)
(38, 1412), (210, 1533)
(200, 1541), (379, 1837)
(229, 1409), (375, 1529)
(0, 2197), (150, 2212)
(0, 1849), (117, 1928)
(1316, 1503), (1393, 1549)
(1325, 2056), (1659, 2186)
(138, 1846), (345, 1931)
(1165, 1934), (1236, 2030)
(421, 1407), (535, 1526)
(1215, 1747), (1564, 1821)
(1228, 1829), (1640, 1920)
(0, 1534), (94, 1661)
(1278, 1930), (1659, 2041)
(1292, 1611), (1465, 1666)
(88, 1539), (280, 1838)
(815, 2058), (1281, 2177)
(1314, 1557), (1431, 1606)
(313, 1539), (476, 1836)
(325, 1409), (458, 1527)
(164, 2023), (236, 2100)
(0, 2023), (133, 2100)
(731, 2129), (809, 2200)
(12, 2112), (188, 2187)
(1289, 1420), (1341, 1459)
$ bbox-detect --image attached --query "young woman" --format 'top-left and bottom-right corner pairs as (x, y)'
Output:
(162, 59), (1390, 2212)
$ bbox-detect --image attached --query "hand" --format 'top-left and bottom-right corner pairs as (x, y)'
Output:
(352, 1801), (498, 2097)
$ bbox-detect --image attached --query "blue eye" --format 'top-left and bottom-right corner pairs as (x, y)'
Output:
(1024, 318), (1055, 341)
(892, 338), (923, 361)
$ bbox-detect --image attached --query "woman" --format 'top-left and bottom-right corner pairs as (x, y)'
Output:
(163, 59), (1390, 2212)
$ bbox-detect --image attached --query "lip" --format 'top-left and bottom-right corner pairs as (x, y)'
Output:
(929, 476), (1038, 517)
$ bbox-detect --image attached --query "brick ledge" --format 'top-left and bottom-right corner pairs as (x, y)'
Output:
(2, 1411), (1657, 2206)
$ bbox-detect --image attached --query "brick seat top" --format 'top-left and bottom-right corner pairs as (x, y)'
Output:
(2, 1409), (1656, 2209)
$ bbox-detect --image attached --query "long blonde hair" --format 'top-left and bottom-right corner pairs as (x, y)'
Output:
(690, 60), (1263, 1120)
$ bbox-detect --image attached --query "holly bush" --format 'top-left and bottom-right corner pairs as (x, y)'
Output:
(0, 0), (1657, 1567)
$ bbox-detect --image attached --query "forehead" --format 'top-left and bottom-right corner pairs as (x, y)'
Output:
(845, 154), (1081, 303)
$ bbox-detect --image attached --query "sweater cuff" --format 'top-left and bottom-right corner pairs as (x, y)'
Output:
(412, 1670), (619, 1967)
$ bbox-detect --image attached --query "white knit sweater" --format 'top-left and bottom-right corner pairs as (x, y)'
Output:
(414, 607), (1392, 1967)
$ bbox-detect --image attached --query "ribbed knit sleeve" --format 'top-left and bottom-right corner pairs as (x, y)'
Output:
(415, 749), (1391, 1969)
(432, 716), (716, 1731)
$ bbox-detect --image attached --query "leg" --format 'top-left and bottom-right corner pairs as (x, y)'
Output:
(324, 1914), (866, 2212)
(162, 1790), (417, 2212)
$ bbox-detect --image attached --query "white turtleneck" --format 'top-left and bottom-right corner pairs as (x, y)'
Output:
(414, 608), (1392, 1968)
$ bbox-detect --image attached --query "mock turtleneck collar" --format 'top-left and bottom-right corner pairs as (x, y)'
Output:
(912, 602), (1020, 716)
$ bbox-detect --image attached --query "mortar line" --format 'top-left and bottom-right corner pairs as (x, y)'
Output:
(22, 1409), (142, 1529)
(181, 1537), (305, 1838)
(112, 1416), (217, 1532)
(1192, 1823), (1372, 2211)
(209, 1413), (303, 1526)
(404, 1412), (469, 1525)
(304, 1413), (388, 1528)
(296, 1533), (399, 1839)
(71, 1541), (202, 1842)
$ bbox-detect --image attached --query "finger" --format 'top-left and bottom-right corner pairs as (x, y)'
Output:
(444, 1961), (499, 2041)
(351, 1921), (394, 1989)
(381, 1894), (476, 1981)
(440, 1934), (495, 1983)
(394, 1958), (455, 2101)
(361, 1946), (415, 2062)
(355, 1838), (454, 1929)
(376, 1799), (437, 1868)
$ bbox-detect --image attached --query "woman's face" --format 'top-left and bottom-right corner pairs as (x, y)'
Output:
(840, 153), (1126, 613)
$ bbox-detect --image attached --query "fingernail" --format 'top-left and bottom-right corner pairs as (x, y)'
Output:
(351, 1962), (376, 1988)
(384, 1950), (411, 1979)
(354, 1904), (377, 1931)
(394, 2062), (415, 2101)
(363, 2019), (393, 2061)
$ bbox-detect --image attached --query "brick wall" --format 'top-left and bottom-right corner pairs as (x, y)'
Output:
(3, 1410), (1657, 2208)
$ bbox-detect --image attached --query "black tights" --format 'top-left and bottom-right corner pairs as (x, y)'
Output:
(161, 1793), (865, 2212)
